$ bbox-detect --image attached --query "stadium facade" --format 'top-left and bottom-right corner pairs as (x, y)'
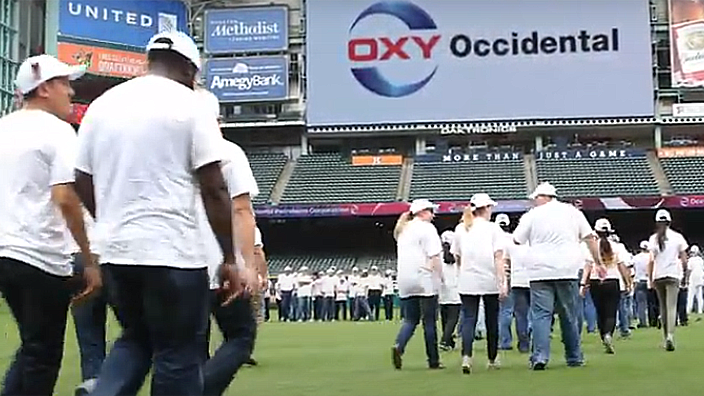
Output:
(4, 0), (704, 274)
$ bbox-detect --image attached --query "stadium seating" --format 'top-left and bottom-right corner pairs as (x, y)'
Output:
(660, 156), (704, 194)
(280, 153), (402, 204)
(409, 158), (528, 201)
(248, 153), (288, 204)
(535, 155), (660, 197)
(268, 255), (358, 275)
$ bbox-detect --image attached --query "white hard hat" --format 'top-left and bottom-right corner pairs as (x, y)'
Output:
(594, 218), (613, 233)
(529, 182), (557, 199)
(470, 193), (497, 210)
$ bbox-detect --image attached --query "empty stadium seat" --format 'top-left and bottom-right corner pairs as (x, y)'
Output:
(410, 160), (528, 201)
(248, 153), (287, 204)
(268, 255), (358, 275)
(535, 156), (659, 198)
(661, 156), (704, 194)
(280, 153), (401, 204)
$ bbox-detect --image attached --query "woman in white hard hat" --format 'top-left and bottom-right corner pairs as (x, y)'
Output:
(391, 199), (444, 370)
(686, 245), (703, 315)
(647, 209), (688, 351)
(452, 194), (508, 374)
(439, 230), (461, 351)
(579, 218), (632, 354)
(633, 241), (652, 328)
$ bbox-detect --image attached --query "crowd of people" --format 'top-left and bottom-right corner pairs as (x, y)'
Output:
(390, 184), (699, 372)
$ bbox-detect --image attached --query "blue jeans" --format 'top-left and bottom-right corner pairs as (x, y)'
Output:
(204, 292), (256, 396)
(529, 280), (583, 367)
(298, 296), (311, 321)
(71, 256), (108, 381)
(512, 287), (531, 353)
(618, 292), (633, 335)
(91, 264), (209, 396)
(460, 294), (500, 360)
(395, 296), (439, 366)
(635, 281), (649, 327)
(280, 291), (293, 321)
(576, 289), (597, 335)
(499, 292), (515, 349)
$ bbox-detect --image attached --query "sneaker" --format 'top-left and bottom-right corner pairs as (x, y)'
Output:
(428, 363), (446, 370)
(75, 379), (97, 396)
(487, 359), (501, 370)
(603, 335), (615, 354)
(439, 343), (452, 352)
(244, 357), (258, 366)
(391, 346), (403, 369)
(531, 361), (547, 371)
(665, 339), (675, 352)
(461, 356), (472, 375)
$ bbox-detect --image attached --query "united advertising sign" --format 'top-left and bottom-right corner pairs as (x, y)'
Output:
(58, 0), (188, 49)
(305, 0), (654, 126)
(204, 7), (289, 54)
(205, 56), (289, 103)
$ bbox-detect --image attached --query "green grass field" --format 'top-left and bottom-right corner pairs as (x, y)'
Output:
(1, 305), (702, 396)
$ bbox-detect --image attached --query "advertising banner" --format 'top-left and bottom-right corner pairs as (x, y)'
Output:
(57, 42), (147, 79)
(415, 151), (523, 163)
(669, 0), (704, 87)
(58, 0), (187, 49)
(204, 7), (289, 54)
(305, 0), (653, 126)
(352, 155), (403, 166)
(205, 56), (288, 103)
(535, 148), (646, 160)
(657, 146), (704, 158)
(672, 103), (704, 116)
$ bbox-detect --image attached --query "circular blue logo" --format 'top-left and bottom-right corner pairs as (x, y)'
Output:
(347, 1), (439, 98)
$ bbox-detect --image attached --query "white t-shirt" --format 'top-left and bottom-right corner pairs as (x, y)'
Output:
(648, 229), (688, 281)
(367, 274), (384, 291)
(513, 200), (593, 281)
(507, 244), (532, 288)
(278, 273), (295, 291)
(0, 109), (78, 277)
(335, 280), (348, 301)
(452, 218), (505, 295)
(312, 278), (323, 297)
(582, 240), (625, 281)
(439, 262), (461, 305)
(688, 256), (704, 286)
(75, 75), (224, 269)
(632, 252), (650, 282)
(383, 277), (395, 296)
(297, 274), (313, 297)
(196, 141), (259, 289)
(396, 218), (443, 298)
(321, 275), (336, 296)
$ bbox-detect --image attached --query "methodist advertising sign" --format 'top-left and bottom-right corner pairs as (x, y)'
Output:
(205, 56), (289, 103)
(305, 0), (654, 126)
(204, 7), (289, 54)
(58, 0), (188, 48)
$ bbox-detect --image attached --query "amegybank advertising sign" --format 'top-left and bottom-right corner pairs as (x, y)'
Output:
(305, 0), (654, 126)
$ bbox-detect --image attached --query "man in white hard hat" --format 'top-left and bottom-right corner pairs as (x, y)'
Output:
(632, 240), (651, 328)
(0, 54), (100, 396)
(74, 31), (241, 396)
(513, 182), (603, 370)
(278, 266), (295, 321)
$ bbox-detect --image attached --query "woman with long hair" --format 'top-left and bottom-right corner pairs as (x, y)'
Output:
(647, 209), (689, 351)
(392, 199), (445, 370)
(452, 194), (508, 374)
(579, 218), (632, 354)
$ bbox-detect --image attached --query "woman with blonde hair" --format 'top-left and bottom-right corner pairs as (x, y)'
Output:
(391, 199), (444, 370)
(452, 194), (508, 374)
(648, 209), (688, 351)
(579, 218), (632, 354)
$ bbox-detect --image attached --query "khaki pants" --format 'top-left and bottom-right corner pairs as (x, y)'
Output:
(251, 292), (264, 324)
(654, 277), (679, 338)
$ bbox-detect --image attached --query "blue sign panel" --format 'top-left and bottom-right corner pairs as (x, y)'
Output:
(58, 0), (188, 48)
(204, 7), (289, 54)
(205, 56), (289, 103)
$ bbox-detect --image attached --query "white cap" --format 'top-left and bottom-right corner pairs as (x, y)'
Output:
(336, 269), (343, 275)
(529, 182), (558, 199)
(594, 218), (613, 233)
(385, 269), (393, 275)
(640, 240), (649, 250)
(284, 266), (292, 271)
(300, 266), (308, 272)
(495, 213), (510, 226)
(655, 209), (671, 222)
(440, 230), (455, 244)
(146, 30), (201, 70)
(14, 54), (86, 95)
(470, 193), (497, 210)
(691, 245), (700, 254)
(352, 267), (359, 272)
(326, 268), (334, 273)
(371, 265), (378, 271)
(409, 199), (437, 214)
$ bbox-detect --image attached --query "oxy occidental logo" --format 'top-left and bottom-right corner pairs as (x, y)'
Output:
(347, 1), (441, 98)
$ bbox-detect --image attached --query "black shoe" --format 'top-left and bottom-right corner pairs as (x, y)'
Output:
(392, 346), (402, 370)
(531, 361), (547, 371)
(665, 339), (675, 352)
(245, 357), (258, 366)
(428, 363), (445, 370)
